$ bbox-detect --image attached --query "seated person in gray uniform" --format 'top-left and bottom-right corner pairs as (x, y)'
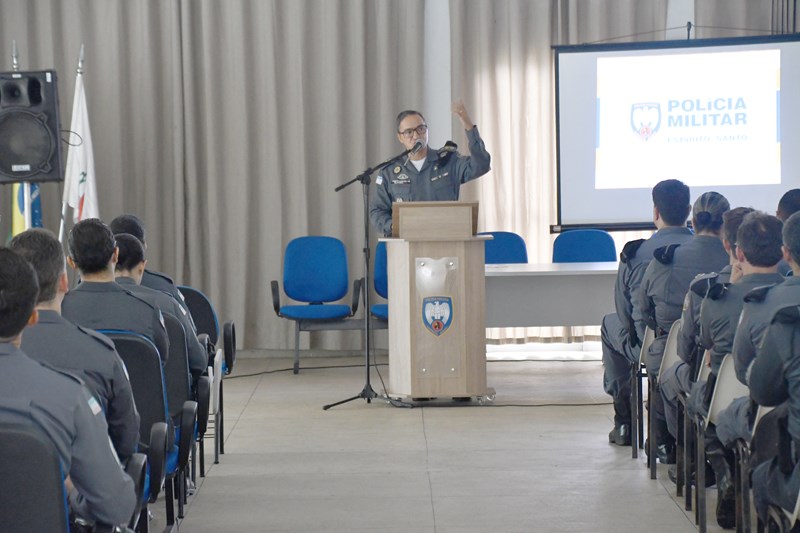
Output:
(748, 303), (800, 524)
(62, 218), (169, 364)
(660, 207), (753, 445)
(639, 191), (730, 460)
(602, 179), (694, 446)
(114, 233), (208, 378)
(110, 213), (190, 314)
(0, 248), (136, 527)
(774, 188), (800, 276)
(713, 212), (800, 453)
(685, 212), (783, 528)
(369, 100), (491, 237)
(10, 229), (140, 463)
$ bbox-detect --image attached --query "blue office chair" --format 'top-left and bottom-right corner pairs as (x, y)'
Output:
(478, 231), (528, 264)
(271, 236), (363, 374)
(552, 229), (616, 263)
(371, 241), (388, 320)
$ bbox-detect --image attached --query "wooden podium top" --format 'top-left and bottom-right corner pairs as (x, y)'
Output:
(391, 201), (478, 239)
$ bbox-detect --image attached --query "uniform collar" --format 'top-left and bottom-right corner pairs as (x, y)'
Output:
(34, 309), (65, 324)
(0, 342), (20, 357)
(656, 226), (693, 236)
(73, 281), (125, 292)
(116, 277), (137, 286)
(739, 272), (785, 285)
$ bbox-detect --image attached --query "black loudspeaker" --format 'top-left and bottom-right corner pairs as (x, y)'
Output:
(0, 70), (63, 183)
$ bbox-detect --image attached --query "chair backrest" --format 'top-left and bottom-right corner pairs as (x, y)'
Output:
(0, 422), (70, 532)
(658, 320), (682, 383)
(283, 236), (349, 303)
(478, 231), (528, 264)
(552, 229), (617, 263)
(374, 241), (388, 299)
(101, 331), (169, 447)
(639, 327), (656, 366)
(163, 314), (192, 419)
(178, 285), (220, 345)
(697, 350), (712, 382)
(707, 354), (750, 425)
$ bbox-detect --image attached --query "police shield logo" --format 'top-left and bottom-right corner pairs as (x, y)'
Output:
(422, 296), (453, 336)
(630, 102), (661, 141)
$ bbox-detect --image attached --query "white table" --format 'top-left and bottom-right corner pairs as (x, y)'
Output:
(485, 262), (618, 327)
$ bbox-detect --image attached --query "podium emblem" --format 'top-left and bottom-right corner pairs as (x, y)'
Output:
(422, 296), (453, 336)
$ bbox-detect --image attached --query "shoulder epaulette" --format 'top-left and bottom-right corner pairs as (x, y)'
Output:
(654, 243), (681, 265)
(38, 361), (86, 387)
(772, 304), (800, 325)
(690, 272), (720, 298)
(120, 288), (159, 311)
(744, 283), (778, 303)
(620, 239), (646, 264)
(76, 325), (116, 350)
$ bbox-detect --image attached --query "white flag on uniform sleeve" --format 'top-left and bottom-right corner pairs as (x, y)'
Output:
(63, 72), (98, 222)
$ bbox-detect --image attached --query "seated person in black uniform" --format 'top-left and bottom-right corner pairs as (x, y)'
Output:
(62, 218), (170, 364)
(114, 233), (208, 378)
(0, 248), (136, 527)
(775, 188), (800, 275)
(10, 228), (140, 463)
(110, 213), (189, 311)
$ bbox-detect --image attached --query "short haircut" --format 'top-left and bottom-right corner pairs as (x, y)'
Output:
(722, 207), (755, 255)
(777, 189), (800, 221)
(0, 248), (39, 339)
(115, 233), (146, 272)
(692, 191), (729, 233)
(9, 229), (64, 304)
(652, 179), (691, 226)
(736, 212), (783, 267)
(395, 110), (426, 132)
(68, 219), (116, 275)
(109, 214), (146, 244)
(782, 211), (800, 265)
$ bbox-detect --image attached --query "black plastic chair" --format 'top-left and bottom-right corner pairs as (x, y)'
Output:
(103, 330), (195, 531)
(0, 422), (70, 532)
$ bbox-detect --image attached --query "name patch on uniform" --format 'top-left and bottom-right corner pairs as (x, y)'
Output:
(392, 173), (410, 185)
(422, 296), (453, 336)
(430, 172), (449, 182)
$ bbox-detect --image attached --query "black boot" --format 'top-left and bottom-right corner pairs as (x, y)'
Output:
(609, 397), (632, 446)
(706, 444), (736, 529)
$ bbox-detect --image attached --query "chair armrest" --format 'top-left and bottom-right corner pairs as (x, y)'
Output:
(350, 278), (363, 315)
(147, 422), (168, 503)
(198, 333), (215, 367)
(125, 452), (147, 529)
(194, 376), (211, 437)
(223, 320), (236, 374)
(271, 280), (281, 315)
(178, 400), (198, 469)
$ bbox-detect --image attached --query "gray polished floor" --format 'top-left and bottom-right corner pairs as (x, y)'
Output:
(149, 356), (731, 532)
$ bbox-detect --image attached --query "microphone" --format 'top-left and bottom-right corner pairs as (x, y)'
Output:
(410, 138), (425, 156)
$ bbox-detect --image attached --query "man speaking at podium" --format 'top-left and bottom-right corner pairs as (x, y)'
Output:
(369, 100), (491, 237)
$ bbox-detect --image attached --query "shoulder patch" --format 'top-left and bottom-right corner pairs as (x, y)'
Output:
(690, 272), (720, 298)
(772, 304), (800, 325)
(744, 283), (778, 303)
(76, 325), (116, 350)
(654, 243), (681, 265)
(87, 395), (103, 416)
(620, 239), (646, 263)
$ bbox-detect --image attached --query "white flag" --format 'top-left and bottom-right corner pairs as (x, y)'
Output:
(63, 72), (98, 222)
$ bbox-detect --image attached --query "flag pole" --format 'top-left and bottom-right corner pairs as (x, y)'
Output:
(59, 44), (85, 242)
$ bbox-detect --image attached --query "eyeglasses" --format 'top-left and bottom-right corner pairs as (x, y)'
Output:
(398, 124), (428, 139)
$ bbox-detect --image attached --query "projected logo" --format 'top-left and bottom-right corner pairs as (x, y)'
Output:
(630, 102), (661, 141)
(422, 296), (453, 336)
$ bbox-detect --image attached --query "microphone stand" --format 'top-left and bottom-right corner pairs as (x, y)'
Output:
(323, 145), (417, 410)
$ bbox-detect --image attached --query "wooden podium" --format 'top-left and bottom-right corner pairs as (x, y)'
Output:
(384, 201), (493, 400)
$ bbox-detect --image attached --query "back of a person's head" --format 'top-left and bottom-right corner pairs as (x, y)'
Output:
(736, 211), (783, 267)
(777, 189), (800, 222)
(692, 191), (729, 234)
(652, 179), (691, 226)
(9, 229), (64, 304)
(115, 233), (146, 272)
(0, 248), (39, 339)
(109, 214), (146, 244)
(782, 211), (800, 266)
(68, 219), (116, 275)
(722, 207), (755, 255)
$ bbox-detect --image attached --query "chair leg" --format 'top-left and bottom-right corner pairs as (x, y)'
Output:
(293, 322), (301, 374)
(638, 369), (646, 449)
(685, 406), (694, 512)
(649, 378), (657, 480)
(697, 419), (707, 531)
(631, 365), (639, 459)
(219, 379), (225, 455)
(677, 398), (685, 497)
(214, 409), (220, 465)
(199, 435), (205, 477)
(164, 476), (175, 527)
